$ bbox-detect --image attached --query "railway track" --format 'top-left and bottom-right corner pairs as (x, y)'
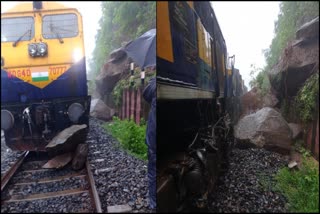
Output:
(1, 151), (102, 213)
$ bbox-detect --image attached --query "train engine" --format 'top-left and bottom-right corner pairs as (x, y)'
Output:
(1, 1), (90, 151)
(157, 1), (241, 212)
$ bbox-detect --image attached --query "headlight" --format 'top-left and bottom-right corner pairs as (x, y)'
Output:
(1, 110), (14, 131)
(68, 103), (84, 123)
(28, 44), (37, 57)
(37, 42), (47, 56)
(73, 48), (82, 63)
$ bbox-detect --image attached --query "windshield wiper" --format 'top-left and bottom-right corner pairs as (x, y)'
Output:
(49, 24), (64, 44)
(12, 29), (31, 47)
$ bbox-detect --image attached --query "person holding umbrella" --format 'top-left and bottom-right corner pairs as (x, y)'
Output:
(123, 29), (156, 210)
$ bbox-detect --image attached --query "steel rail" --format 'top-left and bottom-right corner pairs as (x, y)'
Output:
(86, 160), (102, 213)
(1, 151), (29, 191)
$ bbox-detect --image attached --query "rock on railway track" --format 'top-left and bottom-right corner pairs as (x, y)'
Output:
(1, 151), (102, 213)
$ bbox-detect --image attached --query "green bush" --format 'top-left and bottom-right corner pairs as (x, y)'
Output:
(275, 158), (319, 213)
(295, 73), (319, 122)
(104, 116), (147, 160)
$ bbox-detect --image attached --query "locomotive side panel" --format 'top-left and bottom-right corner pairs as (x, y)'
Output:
(157, 1), (234, 212)
(157, 1), (220, 92)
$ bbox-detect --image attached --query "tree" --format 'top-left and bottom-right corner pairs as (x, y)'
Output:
(88, 2), (156, 89)
(264, 2), (319, 71)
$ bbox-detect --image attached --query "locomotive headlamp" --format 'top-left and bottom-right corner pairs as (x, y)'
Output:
(73, 48), (82, 63)
(68, 103), (84, 123)
(1, 110), (14, 131)
(37, 42), (47, 56)
(28, 43), (37, 57)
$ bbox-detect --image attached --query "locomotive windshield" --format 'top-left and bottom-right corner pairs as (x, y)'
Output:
(42, 13), (79, 39)
(1, 17), (34, 42)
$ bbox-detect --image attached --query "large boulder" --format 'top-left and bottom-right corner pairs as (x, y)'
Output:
(240, 87), (278, 117)
(288, 123), (302, 140)
(269, 16), (319, 99)
(235, 107), (292, 154)
(95, 48), (131, 95)
(45, 124), (88, 157)
(90, 99), (115, 121)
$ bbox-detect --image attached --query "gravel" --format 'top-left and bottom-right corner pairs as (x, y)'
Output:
(208, 147), (290, 213)
(87, 117), (151, 213)
(5, 176), (89, 196)
(1, 194), (94, 213)
(1, 130), (24, 178)
(11, 165), (84, 183)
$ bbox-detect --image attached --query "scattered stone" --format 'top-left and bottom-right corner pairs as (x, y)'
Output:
(288, 161), (298, 169)
(72, 143), (88, 170)
(94, 167), (115, 175)
(42, 152), (73, 169)
(107, 204), (132, 213)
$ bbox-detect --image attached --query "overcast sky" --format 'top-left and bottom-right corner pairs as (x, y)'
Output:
(1, 1), (280, 89)
(211, 1), (280, 89)
(1, 1), (102, 72)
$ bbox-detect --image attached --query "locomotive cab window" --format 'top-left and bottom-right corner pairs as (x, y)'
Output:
(1, 17), (34, 42)
(42, 13), (78, 39)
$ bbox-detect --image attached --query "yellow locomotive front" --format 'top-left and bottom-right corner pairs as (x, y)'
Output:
(1, 1), (91, 151)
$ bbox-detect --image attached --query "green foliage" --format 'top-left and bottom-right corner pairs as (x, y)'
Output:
(295, 73), (319, 122)
(257, 172), (277, 192)
(293, 140), (311, 158)
(264, 2), (319, 71)
(89, 2), (156, 84)
(275, 158), (319, 213)
(104, 116), (147, 160)
(249, 64), (270, 95)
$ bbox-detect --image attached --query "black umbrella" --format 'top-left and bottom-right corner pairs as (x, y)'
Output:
(123, 29), (156, 70)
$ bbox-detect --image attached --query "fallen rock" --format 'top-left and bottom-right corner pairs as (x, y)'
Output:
(235, 107), (292, 154)
(42, 152), (73, 169)
(95, 48), (131, 94)
(45, 124), (87, 156)
(288, 160), (298, 169)
(107, 204), (132, 213)
(288, 123), (302, 140)
(240, 87), (278, 117)
(90, 99), (115, 121)
(296, 16), (319, 41)
(72, 143), (88, 170)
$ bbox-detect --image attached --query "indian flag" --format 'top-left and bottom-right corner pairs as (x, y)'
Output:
(32, 71), (49, 82)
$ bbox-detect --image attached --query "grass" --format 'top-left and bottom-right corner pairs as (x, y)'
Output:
(274, 157), (319, 213)
(257, 172), (277, 192)
(104, 116), (147, 161)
